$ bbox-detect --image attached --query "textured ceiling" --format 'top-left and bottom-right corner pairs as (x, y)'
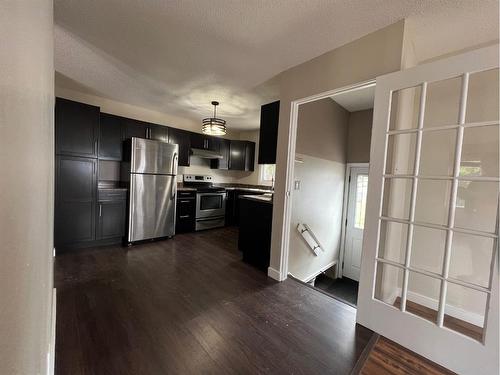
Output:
(54, 0), (499, 130)
(331, 85), (375, 112)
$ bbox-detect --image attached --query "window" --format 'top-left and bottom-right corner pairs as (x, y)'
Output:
(354, 174), (369, 229)
(260, 164), (276, 185)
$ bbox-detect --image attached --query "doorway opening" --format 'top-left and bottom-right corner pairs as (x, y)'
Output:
(287, 82), (375, 307)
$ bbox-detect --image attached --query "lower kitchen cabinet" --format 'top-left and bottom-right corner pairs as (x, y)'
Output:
(97, 199), (126, 240)
(176, 191), (196, 233)
(55, 155), (97, 248)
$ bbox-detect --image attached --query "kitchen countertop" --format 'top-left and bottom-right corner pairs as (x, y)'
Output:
(177, 184), (273, 193)
(239, 194), (273, 204)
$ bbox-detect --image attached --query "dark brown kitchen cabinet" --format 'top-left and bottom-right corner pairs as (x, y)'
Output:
(168, 127), (191, 166)
(124, 118), (148, 140)
(149, 124), (169, 142)
(97, 200), (126, 240)
(56, 98), (99, 158)
(55, 155), (97, 248)
(258, 100), (280, 164)
(229, 140), (255, 171)
(99, 113), (125, 161)
(211, 138), (230, 170)
(190, 133), (220, 152)
(245, 141), (256, 172)
(229, 140), (246, 170)
(176, 192), (196, 233)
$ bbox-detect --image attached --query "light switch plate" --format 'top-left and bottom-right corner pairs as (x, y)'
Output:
(294, 180), (301, 190)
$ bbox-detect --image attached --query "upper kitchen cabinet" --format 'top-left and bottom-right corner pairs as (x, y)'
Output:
(123, 118), (149, 140)
(99, 113), (125, 161)
(229, 140), (255, 171)
(245, 141), (256, 172)
(124, 118), (169, 142)
(190, 133), (220, 152)
(211, 138), (230, 170)
(149, 124), (169, 143)
(168, 127), (191, 166)
(258, 100), (280, 164)
(56, 98), (99, 158)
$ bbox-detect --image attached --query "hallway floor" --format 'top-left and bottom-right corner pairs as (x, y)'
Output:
(314, 274), (359, 307)
(55, 227), (372, 374)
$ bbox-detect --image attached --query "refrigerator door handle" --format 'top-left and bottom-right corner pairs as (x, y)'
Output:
(170, 179), (176, 200)
(171, 152), (178, 175)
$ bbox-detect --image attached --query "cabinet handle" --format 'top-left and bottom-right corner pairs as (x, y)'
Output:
(180, 200), (190, 203)
(99, 204), (102, 217)
(95, 140), (98, 154)
(180, 215), (190, 218)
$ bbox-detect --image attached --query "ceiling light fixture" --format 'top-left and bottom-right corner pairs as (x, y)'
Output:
(202, 101), (227, 136)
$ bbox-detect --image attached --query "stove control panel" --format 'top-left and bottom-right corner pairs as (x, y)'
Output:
(183, 174), (213, 183)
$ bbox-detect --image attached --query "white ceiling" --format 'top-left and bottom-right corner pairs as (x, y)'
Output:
(54, 0), (499, 130)
(331, 85), (375, 112)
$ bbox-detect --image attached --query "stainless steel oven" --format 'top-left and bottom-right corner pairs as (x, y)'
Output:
(183, 174), (227, 231)
(196, 192), (226, 219)
(195, 191), (226, 230)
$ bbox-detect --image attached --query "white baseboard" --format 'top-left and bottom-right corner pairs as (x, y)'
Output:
(388, 288), (483, 327)
(267, 267), (283, 281)
(300, 260), (338, 283)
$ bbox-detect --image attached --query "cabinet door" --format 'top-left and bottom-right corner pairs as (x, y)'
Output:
(190, 132), (206, 149)
(168, 128), (191, 166)
(229, 140), (246, 170)
(97, 200), (126, 240)
(124, 118), (148, 140)
(99, 113), (124, 160)
(55, 156), (97, 247)
(258, 100), (280, 164)
(207, 136), (220, 152)
(176, 198), (196, 233)
(56, 98), (99, 157)
(149, 124), (169, 143)
(244, 141), (255, 171)
(211, 138), (230, 169)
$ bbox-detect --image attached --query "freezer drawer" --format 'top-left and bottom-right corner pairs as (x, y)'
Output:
(128, 174), (176, 242)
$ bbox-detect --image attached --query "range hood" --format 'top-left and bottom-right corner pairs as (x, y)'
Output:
(190, 148), (223, 159)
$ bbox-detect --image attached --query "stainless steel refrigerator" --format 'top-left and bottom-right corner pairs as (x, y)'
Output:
(122, 137), (178, 243)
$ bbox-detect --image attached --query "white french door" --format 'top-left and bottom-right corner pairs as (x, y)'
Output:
(357, 45), (499, 375)
(343, 166), (369, 281)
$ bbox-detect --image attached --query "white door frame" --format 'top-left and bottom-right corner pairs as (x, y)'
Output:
(338, 162), (370, 279)
(278, 79), (376, 282)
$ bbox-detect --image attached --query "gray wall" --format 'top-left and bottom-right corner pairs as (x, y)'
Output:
(267, 20), (406, 277)
(289, 98), (349, 280)
(0, 2), (54, 373)
(347, 109), (373, 163)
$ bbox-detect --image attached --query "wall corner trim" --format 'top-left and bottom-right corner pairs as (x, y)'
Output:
(267, 267), (283, 281)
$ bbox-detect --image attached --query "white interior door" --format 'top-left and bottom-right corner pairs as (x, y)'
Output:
(343, 166), (369, 281)
(357, 45), (499, 375)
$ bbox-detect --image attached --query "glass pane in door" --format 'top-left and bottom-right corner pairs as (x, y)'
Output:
(354, 174), (369, 229)
(466, 68), (499, 123)
(424, 76), (462, 128)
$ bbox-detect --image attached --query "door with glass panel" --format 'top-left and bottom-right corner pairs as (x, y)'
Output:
(357, 45), (499, 375)
(343, 166), (369, 281)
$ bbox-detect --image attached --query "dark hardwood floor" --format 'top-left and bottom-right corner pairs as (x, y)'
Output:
(360, 336), (455, 375)
(55, 227), (373, 374)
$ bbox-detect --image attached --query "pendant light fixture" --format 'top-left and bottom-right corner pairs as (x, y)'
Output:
(202, 101), (227, 136)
